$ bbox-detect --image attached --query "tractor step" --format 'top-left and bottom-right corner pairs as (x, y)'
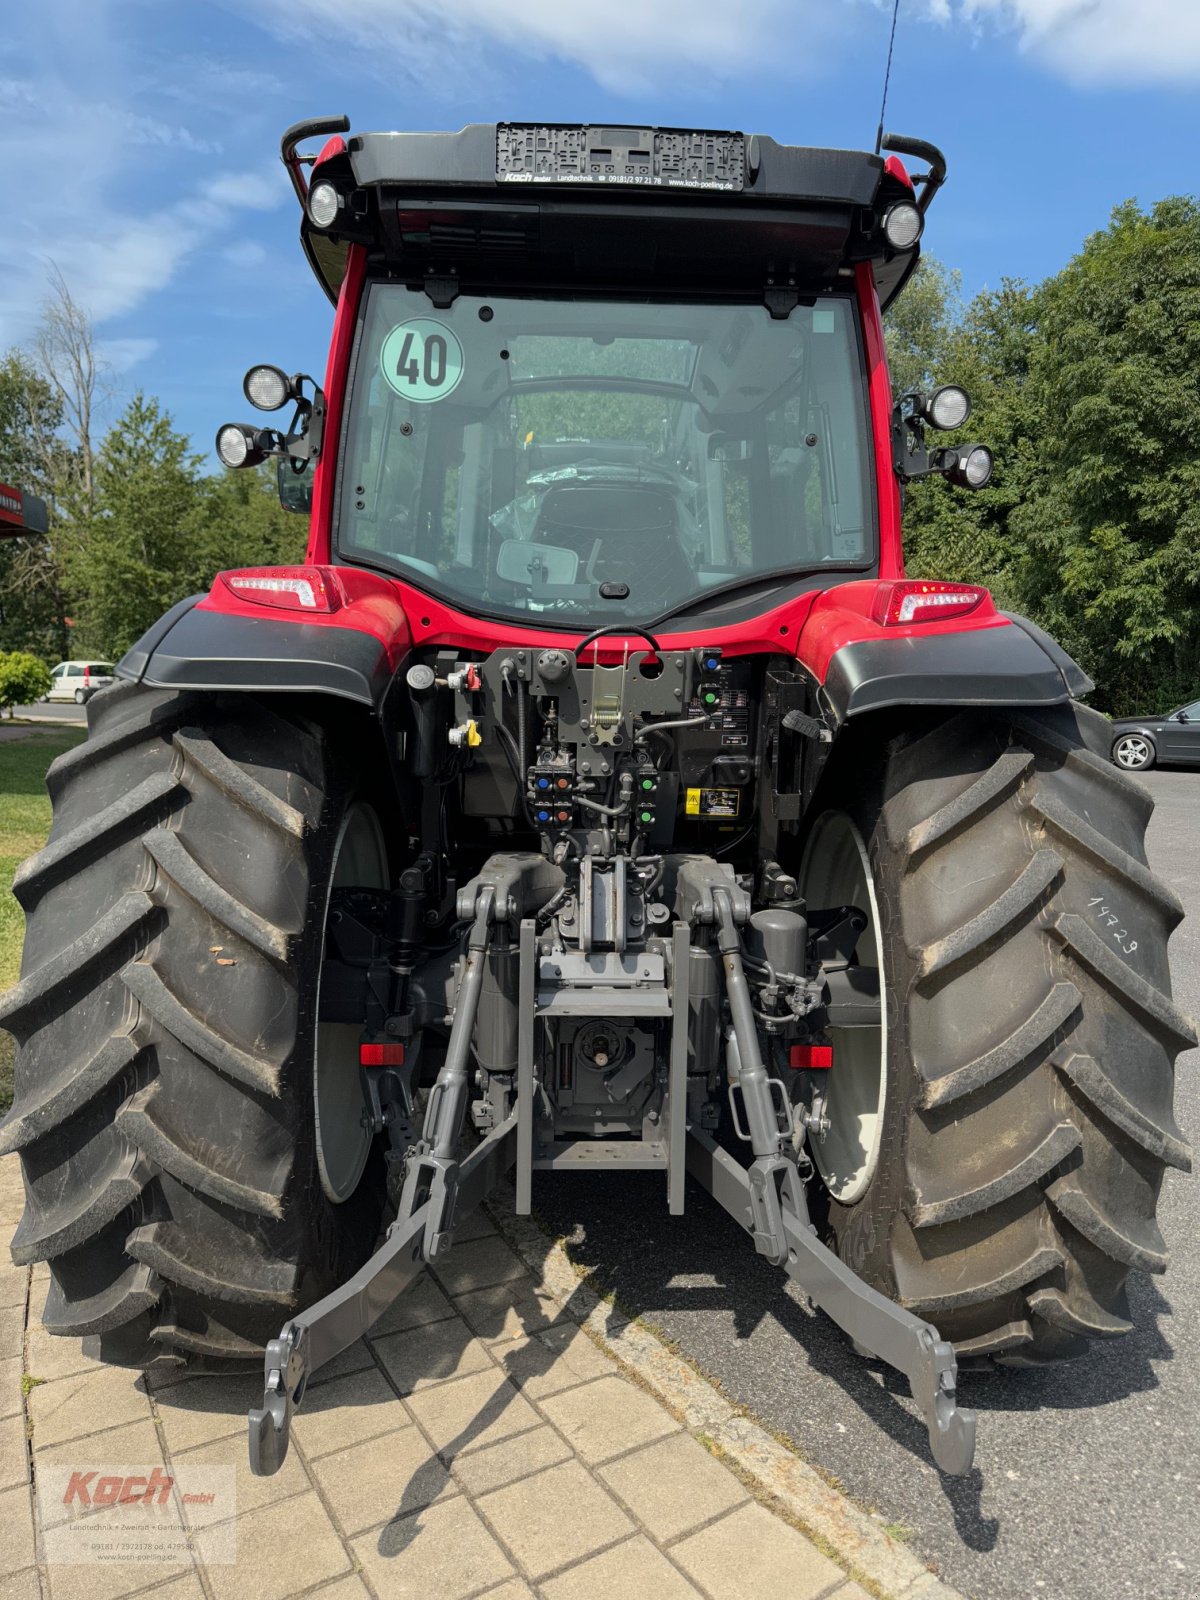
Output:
(532, 1139), (667, 1170)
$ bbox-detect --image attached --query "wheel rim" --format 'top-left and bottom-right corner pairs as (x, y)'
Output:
(1114, 736), (1150, 769)
(313, 803), (389, 1203)
(797, 812), (887, 1205)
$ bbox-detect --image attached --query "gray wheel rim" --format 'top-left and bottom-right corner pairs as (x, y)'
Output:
(797, 812), (887, 1205)
(314, 803), (389, 1203)
(1114, 736), (1150, 769)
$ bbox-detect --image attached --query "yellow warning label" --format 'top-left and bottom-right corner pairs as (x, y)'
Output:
(685, 787), (740, 818)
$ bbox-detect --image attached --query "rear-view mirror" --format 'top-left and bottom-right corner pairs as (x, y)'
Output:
(495, 539), (579, 587)
(277, 458), (313, 515)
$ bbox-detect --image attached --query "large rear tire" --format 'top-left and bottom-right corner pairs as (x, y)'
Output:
(796, 703), (1194, 1365)
(0, 682), (388, 1367)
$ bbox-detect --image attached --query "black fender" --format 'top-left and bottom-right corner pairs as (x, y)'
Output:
(820, 612), (1093, 724)
(116, 597), (398, 708)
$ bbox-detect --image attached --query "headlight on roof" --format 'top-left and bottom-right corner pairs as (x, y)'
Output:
(308, 180), (341, 228)
(883, 201), (923, 250)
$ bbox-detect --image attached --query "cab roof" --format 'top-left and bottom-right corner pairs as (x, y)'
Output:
(284, 120), (943, 314)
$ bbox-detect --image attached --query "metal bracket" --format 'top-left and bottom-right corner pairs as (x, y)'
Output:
(248, 1113), (517, 1476)
(686, 1127), (977, 1476)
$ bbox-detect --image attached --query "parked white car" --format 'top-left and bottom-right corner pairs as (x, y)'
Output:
(47, 661), (115, 704)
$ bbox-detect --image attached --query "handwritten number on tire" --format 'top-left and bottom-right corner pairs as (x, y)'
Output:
(1088, 898), (1138, 955)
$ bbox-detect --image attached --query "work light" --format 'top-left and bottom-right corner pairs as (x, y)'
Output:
(883, 201), (923, 250)
(938, 444), (994, 489)
(308, 180), (340, 228)
(924, 385), (971, 430)
(244, 364), (292, 411)
(216, 423), (266, 470)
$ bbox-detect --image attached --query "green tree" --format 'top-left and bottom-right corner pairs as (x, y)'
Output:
(0, 651), (52, 716)
(70, 393), (203, 657)
(899, 278), (1041, 602)
(1006, 198), (1200, 712)
(186, 463), (308, 584)
(883, 256), (962, 399)
(0, 351), (74, 660)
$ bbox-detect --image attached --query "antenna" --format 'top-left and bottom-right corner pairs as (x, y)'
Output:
(874, 0), (902, 156)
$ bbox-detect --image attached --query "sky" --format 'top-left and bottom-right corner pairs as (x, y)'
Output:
(4, 0), (1200, 463)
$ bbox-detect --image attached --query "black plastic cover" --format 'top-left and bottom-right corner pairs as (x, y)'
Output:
(347, 124), (884, 207)
(822, 622), (1084, 723)
(117, 607), (393, 706)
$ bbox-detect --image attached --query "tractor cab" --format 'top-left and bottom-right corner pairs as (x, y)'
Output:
(219, 120), (986, 628)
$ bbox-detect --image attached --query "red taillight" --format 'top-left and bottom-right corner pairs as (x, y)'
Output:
(872, 581), (987, 627)
(83, 668), (90, 682)
(789, 1045), (833, 1070)
(360, 1042), (405, 1067)
(218, 566), (346, 614)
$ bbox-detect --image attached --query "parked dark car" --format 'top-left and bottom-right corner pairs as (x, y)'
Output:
(1110, 699), (1200, 769)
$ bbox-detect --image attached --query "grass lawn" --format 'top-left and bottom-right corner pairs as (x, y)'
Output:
(0, 725), (87, 1112)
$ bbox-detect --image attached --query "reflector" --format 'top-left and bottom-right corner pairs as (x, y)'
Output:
(360, 1042), (405, 1066)
(790, 1045), (833, 1069)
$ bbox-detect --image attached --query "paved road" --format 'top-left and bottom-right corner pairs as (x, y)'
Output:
(10, 704), (87, 724)
(531, 767), (1200, 1600)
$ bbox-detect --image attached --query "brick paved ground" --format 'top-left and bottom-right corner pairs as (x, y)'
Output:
(0, 1153), (872, 1600)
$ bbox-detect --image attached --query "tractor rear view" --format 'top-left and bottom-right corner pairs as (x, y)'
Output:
(3, 119), (1191, 1479)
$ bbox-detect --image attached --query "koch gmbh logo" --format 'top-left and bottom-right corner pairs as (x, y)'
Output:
(37, 1461), (236, 1565)
(63, 1467), (175, 1507)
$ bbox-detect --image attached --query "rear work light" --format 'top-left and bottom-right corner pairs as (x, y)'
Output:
(360, 1042), (405, 1067)
(218, 566), (346, 613)
(872, 581), (987, 627)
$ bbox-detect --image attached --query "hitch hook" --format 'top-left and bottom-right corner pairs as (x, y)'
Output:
(247, 1324), (309, 1478)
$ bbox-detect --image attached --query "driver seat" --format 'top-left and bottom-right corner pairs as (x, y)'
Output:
(533, 482), (693, 600)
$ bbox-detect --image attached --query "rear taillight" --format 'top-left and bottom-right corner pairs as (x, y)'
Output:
(360, 1042), (405, 1067)
(789, 1045), (833, 1069)
(872, 581), (986, 627)
(83, 668), (90, 682)
(218, 566), (345, 614)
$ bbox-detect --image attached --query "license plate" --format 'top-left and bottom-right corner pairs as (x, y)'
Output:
(496, 125), (745, 192)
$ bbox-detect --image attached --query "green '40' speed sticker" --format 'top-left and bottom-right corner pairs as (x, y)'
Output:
(380, 318), (464, 403)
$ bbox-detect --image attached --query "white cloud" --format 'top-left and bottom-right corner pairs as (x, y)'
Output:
(109, 106), (223, 155)
(0, 2), (296, 353)
(931, 1), (1200, 85)
(222, 240), (268, 270)
(245, 0), (830, 95)
(97, 336), (158, 372)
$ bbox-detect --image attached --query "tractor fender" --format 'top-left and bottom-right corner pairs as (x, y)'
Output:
(795, 582), (1093, 724)
(115, 567), (411, 708)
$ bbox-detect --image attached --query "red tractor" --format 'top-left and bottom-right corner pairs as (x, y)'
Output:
(2, 119), (1190, 1480)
